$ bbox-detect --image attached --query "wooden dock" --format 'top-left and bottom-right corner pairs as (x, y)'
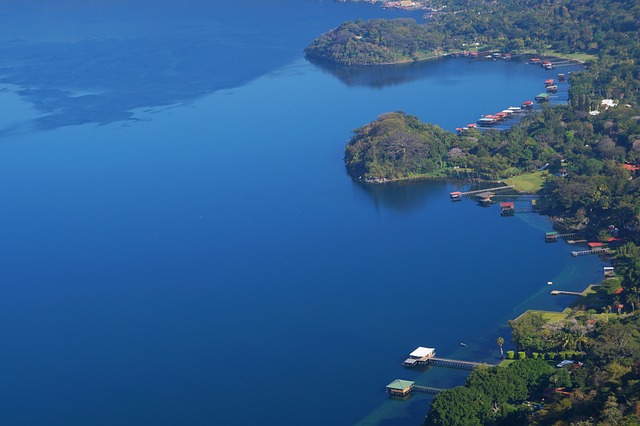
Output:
(546, 232), (582, 242)
(456, 185), (514, 197)
(551, 290), (582, 296)
(491, 194), (539, 200)
(426, 357), (496, 370)
(571, 248), (611, 257)
(413, 385), (444, 395)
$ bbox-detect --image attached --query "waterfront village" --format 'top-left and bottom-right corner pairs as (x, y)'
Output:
(335, 0), (438, 12)
(324, 0), (640, 422)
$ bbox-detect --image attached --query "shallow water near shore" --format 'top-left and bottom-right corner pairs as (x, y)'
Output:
(0, 2), (603, 425)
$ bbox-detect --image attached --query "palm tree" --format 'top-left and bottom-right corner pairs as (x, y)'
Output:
(626, 287), (639, 311)
(497, 337), (505, 359)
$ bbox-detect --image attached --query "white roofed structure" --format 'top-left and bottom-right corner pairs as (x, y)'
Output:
(409, 347), (435, 358)
(403, 346), (436, 367)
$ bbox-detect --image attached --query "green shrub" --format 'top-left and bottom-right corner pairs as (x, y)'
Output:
(540, 353), (545, 360)
(547, 352), (555, 360)
(518, 351), (526, 359)
(559, 352), (566, 360)
(533, 352), (539, 359)
(507, 350), (515, 359)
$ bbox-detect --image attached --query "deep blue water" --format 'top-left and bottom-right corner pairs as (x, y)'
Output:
(0, 2), (603, 425)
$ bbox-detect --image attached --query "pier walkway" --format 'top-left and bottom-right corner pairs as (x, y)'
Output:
(457, 185), (514, 197)
(551, 290), (582, 296)
(571, 248), (611, 257)
(546, 232), (582, 242)
(427, 357), (496, 370)
(413, 385), (444, 395)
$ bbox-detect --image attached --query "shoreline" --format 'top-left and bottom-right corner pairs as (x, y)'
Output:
(311, 50), (588, 67)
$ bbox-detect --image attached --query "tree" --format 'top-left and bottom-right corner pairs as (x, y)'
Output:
(497, 336), (505, 359)
(426, 386), (492, 426)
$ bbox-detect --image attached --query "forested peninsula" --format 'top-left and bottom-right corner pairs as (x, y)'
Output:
(321, 0), (640, 424)
(306, 0), (638, 66)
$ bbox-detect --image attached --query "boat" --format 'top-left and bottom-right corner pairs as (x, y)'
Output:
(547, 281), (553, 285)
(460, 342), (467, 347)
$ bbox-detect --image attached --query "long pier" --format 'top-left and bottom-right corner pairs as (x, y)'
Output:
(491, 194), (539, 200)
(571, 248), (611, 257)
(457, 185), (514, 197)
(426, 357), (496, 370)
(413, 385), (444, 395)
(551, 290), (582, 296)
(546, 232), (582, 242)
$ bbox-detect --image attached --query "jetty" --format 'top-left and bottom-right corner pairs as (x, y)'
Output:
(427, 357), (494, 370)
(545, 231), (582, 242)
(402, 346), (495, 370)
(571, 242), (612, 256)
(385, 379), (444, 398)
(551, 290), (583, 296)
(450, 185), (514, 198)
(572, 248), (611, 257)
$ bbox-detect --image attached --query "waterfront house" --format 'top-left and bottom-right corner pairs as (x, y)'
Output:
(403, 347), (436, 367)
(386, 379), (414, 397)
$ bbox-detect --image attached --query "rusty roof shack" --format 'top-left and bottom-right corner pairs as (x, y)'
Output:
(500, 201), (515, 216)
(476, 192), (495, 206)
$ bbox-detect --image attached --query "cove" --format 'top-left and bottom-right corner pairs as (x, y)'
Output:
(0, 2), (605, 426)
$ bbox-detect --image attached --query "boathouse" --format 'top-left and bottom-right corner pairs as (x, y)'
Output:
(544, 79), (555, 86)
(604, 266), (614, 277)
(403, 347), (436, 367)
(535, 93), (550, 102)
(545, 231), (559, 242)
(587, 242), (603, 249)
(476, 192), (494, 206)
(500, 202), (515, 216)
(386, 379), (414, 397)
(450, 191), (462, 201)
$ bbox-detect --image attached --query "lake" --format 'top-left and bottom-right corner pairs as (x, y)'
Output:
(0, 1), (604, 425)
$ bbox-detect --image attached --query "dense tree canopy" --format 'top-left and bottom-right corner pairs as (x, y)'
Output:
(307, 0), (640, 65)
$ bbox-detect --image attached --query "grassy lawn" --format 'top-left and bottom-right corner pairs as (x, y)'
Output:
(524, 308), (572, 323)
(544, 50), (598, 62)
(497, 359), (516, 368)
(505, 171), (548, 193)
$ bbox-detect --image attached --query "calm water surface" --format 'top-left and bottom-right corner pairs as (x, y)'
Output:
(0, 2), (603, 425)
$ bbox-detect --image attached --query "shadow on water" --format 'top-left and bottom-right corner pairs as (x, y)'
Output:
(0, 0), (420, 134)
(351, 178), (449, 213)
(308, 55), (456, 88)
(0, 33), (298, 133)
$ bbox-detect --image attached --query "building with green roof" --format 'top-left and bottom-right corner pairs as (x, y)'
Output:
(386, 379), (414, 397)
